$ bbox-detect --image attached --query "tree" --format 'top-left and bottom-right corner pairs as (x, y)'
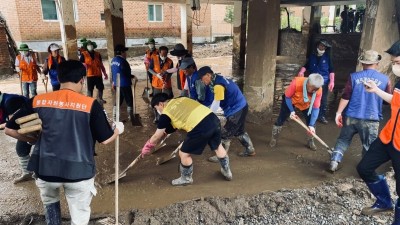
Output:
(224, 5), (234, 36)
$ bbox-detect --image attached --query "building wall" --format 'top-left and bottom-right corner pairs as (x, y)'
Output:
(211, 4), (232, 36)
(0, 25), (13, 75)
(0, 0), (214, 44)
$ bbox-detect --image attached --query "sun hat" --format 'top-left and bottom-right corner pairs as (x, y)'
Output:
(358, 50), (382, 64)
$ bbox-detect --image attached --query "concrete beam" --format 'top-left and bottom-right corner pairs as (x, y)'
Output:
(103, 0), (126, 62)
(281, 0), (365, 6)
(244, 0), (280, 114)
(231, 0), (247, 89)
(57, 0), (78, 60)
(180, 4), (193, 54)
(359, 0), (399, 71)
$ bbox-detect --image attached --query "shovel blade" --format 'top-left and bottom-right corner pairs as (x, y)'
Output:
(131, 114), (143, 127)
(156, 154), (177, 165)
(106, 172), (127, 184)
(142, 87), (151, 104)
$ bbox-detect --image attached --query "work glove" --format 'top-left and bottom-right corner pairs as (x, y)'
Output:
(141, 140), (156, 158)
(143, 55), (150, 65)
(166, 68), (178, 73)
(15, 67), (20, 73)
(289, 111), (298, 120)
(297, 67), (306, 77)
(104, 74), (108, 80)
(335, 113), (343, 128)
(156, 73), (163, 80)
(328, 72), (335, 92)
(40, 74), (46, 80)
(112, 121), (124, 134)
(308, 126), (315, 135)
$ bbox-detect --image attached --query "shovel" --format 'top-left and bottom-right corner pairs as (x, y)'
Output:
(292, 116), (332, 155)
(130, 76), (143, 126)
(106, 134), (170, 184)
(142, 72), (151, 104)
(156, 141), (183, 165)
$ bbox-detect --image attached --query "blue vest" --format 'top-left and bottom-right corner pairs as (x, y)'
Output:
(187, 71), (214, 106)
(46, 57), (65, 86)
(345, 69), (389, 121)
(111, 56), (132, 87)
(214, 75), (247, 117)
(308, 53), (330, 84)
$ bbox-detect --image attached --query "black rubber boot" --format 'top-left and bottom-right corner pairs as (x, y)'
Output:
(44, 201), (61, 225)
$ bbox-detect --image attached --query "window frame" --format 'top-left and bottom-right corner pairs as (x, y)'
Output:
(148, 3), (163, 22)
(41, 0), (79, 22)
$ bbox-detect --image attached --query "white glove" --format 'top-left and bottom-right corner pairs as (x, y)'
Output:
(40, 74), (46, 80)
(308, 126), (315, 134)
(156, 73), (163, 80)
(113, 121), (124, 135)
(15, 67), (20, 73)
(289, 111), (297, 120)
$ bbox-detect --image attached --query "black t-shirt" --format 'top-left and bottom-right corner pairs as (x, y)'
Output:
(157, 114), (177, 134)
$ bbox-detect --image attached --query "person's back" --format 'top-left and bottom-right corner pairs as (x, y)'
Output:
(111, 55), (132, 88)
(214, 74), (247, 117)
(345, 69), (390, 121)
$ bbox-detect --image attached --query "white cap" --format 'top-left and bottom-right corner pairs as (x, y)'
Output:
(50, 44), (60, 51)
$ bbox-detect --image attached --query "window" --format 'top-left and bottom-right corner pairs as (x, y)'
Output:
(41, 0), (79, 21)
(100, 12), (105, 21)
(148, 4), (163, 22)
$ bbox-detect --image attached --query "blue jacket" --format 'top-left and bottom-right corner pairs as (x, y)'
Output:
(214, 75), (247, 117)
(345, 69), (389, 120)
(187, 71), (214, 106)
(307, 53), (332, 84)
(111, 56), (132, 87)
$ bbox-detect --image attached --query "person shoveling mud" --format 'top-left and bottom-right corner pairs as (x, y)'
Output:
(140, 93), (232, 186)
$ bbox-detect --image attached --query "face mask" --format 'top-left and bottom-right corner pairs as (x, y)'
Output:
(160, 56), (166, 61)
(317, 48), (325, 56)
(21, 51), (29, 56)
(87, 45), (94, 51)
(393, 64), (400, 77)
(148, 44), (154, 49)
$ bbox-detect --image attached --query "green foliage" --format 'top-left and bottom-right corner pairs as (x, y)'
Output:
(280, 14), (302, 31)
(224, 5), (234, 24)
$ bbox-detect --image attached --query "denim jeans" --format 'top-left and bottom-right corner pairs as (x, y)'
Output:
(357, 138), (400, 196)
(36, 177), (97, 225)
(22, 82), (37, 98)
(318, 84), (329, 119)
(331, 117), (379, 162)
(275, 95), (311, 126)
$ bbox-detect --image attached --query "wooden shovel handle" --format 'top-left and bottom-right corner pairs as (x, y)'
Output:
(16, 113), (39, 125)
(18, 124), (42, 134)
(292, 116), (331, 150)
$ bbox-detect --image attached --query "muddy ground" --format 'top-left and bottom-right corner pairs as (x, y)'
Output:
(0, 42), (397, 224)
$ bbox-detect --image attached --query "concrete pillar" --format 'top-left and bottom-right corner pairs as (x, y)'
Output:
(180, 4), (193, 55)
(103, 0), (125, 62)
(57, 0), (78, 60)
(359, 0), (399, 70)
(244, 0), (280, 114)
(232, 0), (247, 71)
(310, 6), (322, 34)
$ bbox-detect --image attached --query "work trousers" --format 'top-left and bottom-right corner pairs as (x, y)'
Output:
(22, 82), (37, 98)
(16, 140), (32, 157)
(357, 138), (400, 197)
(36, 177), (97, 225)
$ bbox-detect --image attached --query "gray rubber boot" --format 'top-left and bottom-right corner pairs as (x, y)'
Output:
(208, 139), (231, 163)
(44, 201), (61, 225)
(307, 137), (317, 151)
(127, 106), (133, 121)
(238, 132), (256, 157)
(14, 156), (33, 184)
(172, 164), (193, 186)
(269, 125), (282, 147)
(218, 156), (233, 181)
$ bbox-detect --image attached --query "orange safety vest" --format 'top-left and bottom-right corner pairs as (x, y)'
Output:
(47, 54), (63, 69)
(82, 51), (102, 77)
(288, 77), (322, 111)
(151, 55), (173, 89)
(379, 89), (400, 150)
(16, 55), (38, 82)
(145, 49), (159, 70)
